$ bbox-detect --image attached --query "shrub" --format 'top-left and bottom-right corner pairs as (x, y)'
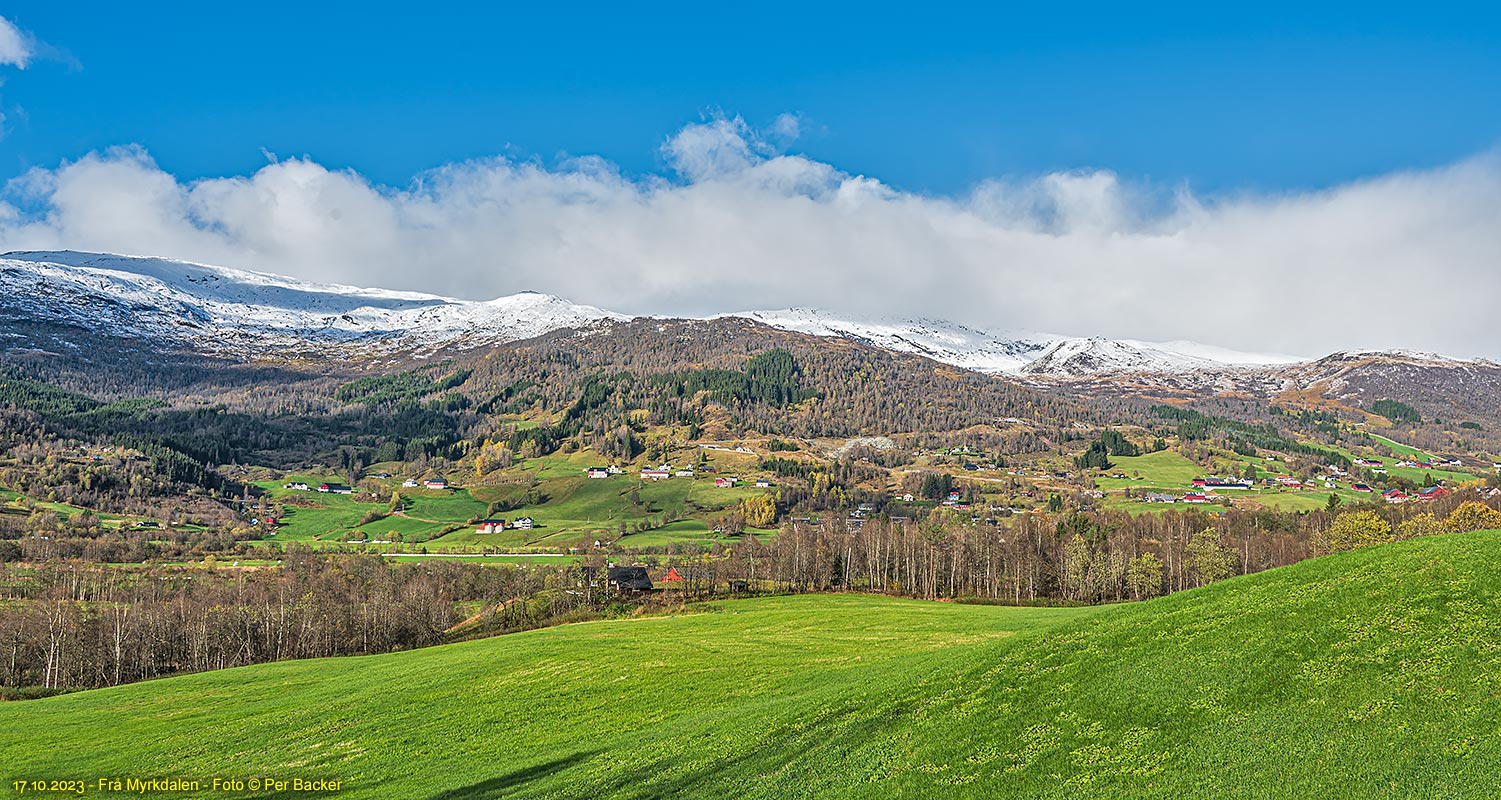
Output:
(1443, 502), (1501, 534)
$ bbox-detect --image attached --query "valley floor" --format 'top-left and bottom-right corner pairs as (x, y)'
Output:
(4, 533), (1501, 798)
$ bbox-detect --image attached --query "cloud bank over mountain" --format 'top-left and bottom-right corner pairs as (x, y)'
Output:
(2, 115), (1498, 358)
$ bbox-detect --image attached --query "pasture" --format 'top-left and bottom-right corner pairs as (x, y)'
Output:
(6, 531), (1500, 798)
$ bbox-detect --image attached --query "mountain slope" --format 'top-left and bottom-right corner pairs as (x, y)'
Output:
(725, 308), (1304, 376)
(0, 251), (628, 357)
(2, 252), (1491, 400)
(5, 532), (1499, 799)
(720, 308), (1056, 372)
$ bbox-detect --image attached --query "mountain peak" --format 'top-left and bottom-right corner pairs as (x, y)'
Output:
(0, 251), (626, 357)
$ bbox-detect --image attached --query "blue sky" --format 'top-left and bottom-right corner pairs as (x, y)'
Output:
(1, 3), (1499, 357)
(4, 2), (1499, 194)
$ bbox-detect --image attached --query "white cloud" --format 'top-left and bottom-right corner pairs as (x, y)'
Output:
(2, 116), (1500, 359)
(0, 16), (33, 69)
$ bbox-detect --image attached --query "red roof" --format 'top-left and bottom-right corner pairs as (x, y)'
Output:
(663, 567), (683, 582)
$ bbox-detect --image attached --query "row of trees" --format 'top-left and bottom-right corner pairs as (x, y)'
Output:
(677, 491), (1501, 605)
(0, 550), (522, 690)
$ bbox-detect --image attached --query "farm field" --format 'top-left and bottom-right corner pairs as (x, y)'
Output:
(380, 553), (582, 565)
(1090, 450), (1367, 512)
(250, 456), (775, 550)
(1090, 450), (1203, 490)
(1314, 441), (1474, 486)
(441, 473), (765, 547)
(1, 485), (132, 527)
(1367, 432), (1429, 459)
(6, 531), (1501, 798)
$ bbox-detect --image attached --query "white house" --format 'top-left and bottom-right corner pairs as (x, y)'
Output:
(640, 469), (671, 480)
(512, 517), (535, 530)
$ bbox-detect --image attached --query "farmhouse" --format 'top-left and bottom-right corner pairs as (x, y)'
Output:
(474, 519), (506, 534)
(1146, 492), (1178, 503)
(423, 479), (449, 490)
(1352, 483), (1373, 493)
(283, 482), (309, 491)
(586, 467), (610, 479)
(607, 566), (653, 593)
(755, 480), (771, 488)
(1416, 487), (1450, 501)
(402, 479), (419, 488)
(714, 477), (737, 488)
(512, 517), (535, 530)
(1382, 489), (1408, 503)
(640, 469), (671, 480)
(1181, 492), (1210, 504)
(317, 483), (353, 495)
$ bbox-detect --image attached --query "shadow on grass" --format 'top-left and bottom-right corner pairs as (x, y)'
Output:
(425, 750), (602, 800)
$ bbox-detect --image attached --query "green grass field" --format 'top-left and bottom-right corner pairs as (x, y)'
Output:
(1368, 432), (1428, 459)
(1091, 450), (1203, 490)
(0, 486), (131, 526)
(1090, 450), (1375, 513)
(250, 457), (774, 550)
(1320, 440), (1474, 486)
(380, 554), (582, 565)
(6, 531), (1501, 798)
(440, 473), (765, 547)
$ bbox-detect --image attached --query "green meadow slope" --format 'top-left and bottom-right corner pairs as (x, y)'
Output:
(4, 532), (1501, 799)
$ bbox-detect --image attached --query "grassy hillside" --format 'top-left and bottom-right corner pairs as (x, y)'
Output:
(5, 533), (1501, 798)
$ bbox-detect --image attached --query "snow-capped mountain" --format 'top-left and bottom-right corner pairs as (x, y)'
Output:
(721, 309), (1303, 377)
(718, 309), (1056, 373)
(0, 251), (628, 357)
(1017, 336), (1305, 377)
(0, 252), (1478, 381)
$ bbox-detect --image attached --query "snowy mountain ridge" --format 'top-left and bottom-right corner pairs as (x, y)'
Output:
(0, 251), (1478, 377)
(0, 251), (628, 357)
(722, 309), (1306, 376)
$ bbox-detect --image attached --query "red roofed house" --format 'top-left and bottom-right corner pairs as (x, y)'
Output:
(1417, 486), (1450, 501)
(1382, 489), (1408, 503)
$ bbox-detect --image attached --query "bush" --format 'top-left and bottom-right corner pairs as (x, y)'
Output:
(1443, 502), (1501, 534)
(1316, 510), (1392, 555)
